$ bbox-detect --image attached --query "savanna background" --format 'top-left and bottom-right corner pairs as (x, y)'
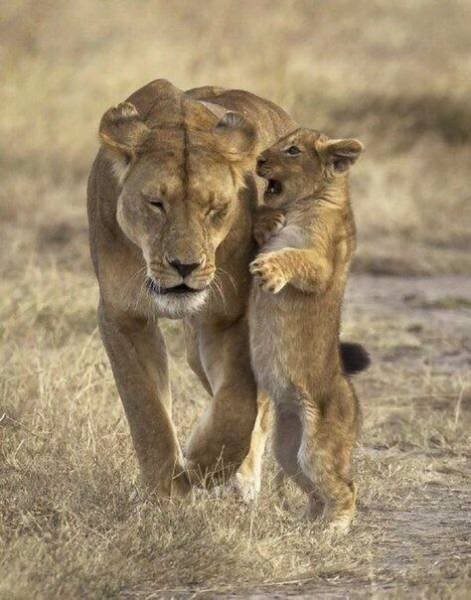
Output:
(1, 1), (470, 598)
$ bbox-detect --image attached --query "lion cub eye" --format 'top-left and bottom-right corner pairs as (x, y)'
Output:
(285, 145), (301, 156)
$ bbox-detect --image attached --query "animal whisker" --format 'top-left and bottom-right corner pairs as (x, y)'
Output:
(210, 273), (227, 311)
(216, 267), (237, 293)
(122, 265), (148, 311)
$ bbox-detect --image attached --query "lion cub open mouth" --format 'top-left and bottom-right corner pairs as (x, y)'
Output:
(266, 179), (283, 196)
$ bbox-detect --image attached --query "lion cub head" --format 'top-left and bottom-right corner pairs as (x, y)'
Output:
(256, 128), (363, 208)
(98, 100), (257, 316)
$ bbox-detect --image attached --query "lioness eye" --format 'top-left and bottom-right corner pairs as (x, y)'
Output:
(285, 145), (301, 156)
(142, 191), (165, 212)
(148, 198), (165, 212)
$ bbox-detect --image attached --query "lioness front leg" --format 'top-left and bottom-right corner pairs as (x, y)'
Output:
(234, 391), (271, 501)
(185, 317), (258, 486)
(250, 248), (332, 294)
(185, 320), (267, 500)
(99, 302), (190, 498)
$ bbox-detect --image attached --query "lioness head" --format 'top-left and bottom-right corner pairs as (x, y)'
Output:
(99, 101), (257, 316)
(256, 128), (363, 208)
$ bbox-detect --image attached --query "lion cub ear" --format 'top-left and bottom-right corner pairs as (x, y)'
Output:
(319, 138), (364, 174)
(213, 111), (257, 161)
(99, 102), (151, 181)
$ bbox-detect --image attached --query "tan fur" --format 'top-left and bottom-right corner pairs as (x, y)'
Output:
(249, 128), (364, 531)
(87, 79), (296, 498)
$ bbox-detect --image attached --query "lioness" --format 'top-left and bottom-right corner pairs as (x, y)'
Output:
(249, 128), (364, 530)
(88, 79), (298, 497)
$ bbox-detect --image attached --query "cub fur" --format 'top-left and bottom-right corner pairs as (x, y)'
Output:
(249, 128), (364, 531)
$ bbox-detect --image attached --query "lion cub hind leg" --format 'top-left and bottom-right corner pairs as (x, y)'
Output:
(272, 404), (324, 517)
(298, 383), (358, 533)
(298, 436), (356, 533)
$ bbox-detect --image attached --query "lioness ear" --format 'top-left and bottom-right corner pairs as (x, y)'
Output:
(319, 138), (364, 174)
(99, 102), (151, 179)
(213, 111), (257, 160)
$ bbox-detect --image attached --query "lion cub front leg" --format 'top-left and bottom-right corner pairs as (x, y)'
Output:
(250, 248), (332, 294)
(253, 207), (286, 247)
(250, 251), (290, 293)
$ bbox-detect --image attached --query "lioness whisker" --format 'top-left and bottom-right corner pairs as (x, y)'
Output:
(216, 267), (237, 293)
(132, 278), (149, 315)
(210, 274), (227, 311)
(122, 266), (148, 312)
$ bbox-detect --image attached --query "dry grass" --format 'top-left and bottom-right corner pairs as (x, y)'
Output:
(1, 1), (471, 598)
(1, 270), (470, 598)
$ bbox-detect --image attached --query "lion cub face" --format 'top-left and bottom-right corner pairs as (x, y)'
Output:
(256, 128), (363, 208)
(99, 103), (257, 315)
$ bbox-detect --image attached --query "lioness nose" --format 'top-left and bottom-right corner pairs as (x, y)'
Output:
(169, 258), (201, 278)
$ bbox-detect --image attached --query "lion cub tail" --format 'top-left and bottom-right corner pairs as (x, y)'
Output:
(340, 342), (371, 375)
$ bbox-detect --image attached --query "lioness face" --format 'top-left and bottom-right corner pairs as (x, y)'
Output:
(256, 128), (363, 208)
(99, 103), (256, 316)
(117, 141), (244, 314)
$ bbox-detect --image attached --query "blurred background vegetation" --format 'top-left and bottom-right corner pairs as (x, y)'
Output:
(2, 0), (471, 278)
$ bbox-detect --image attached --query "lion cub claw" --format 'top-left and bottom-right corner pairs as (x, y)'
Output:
(249, 252), (289, 293)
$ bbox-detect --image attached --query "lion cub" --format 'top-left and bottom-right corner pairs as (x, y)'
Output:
(249, 128), (364, 532)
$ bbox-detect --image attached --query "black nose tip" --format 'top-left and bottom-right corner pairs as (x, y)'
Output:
(257, 157), (267, 169)
(169, 259), (201, 278)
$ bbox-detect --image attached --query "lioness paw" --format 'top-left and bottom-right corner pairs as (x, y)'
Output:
(253, 210), (286, 246)
(250, 253), (288, 293)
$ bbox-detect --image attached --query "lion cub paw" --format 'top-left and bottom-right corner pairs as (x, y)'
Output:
(250, 252), (288, 293)
(253, 210), (286, 246)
